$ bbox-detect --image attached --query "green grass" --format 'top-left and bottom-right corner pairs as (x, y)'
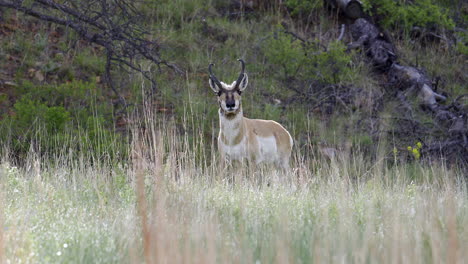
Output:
(2, 119), (467, 263)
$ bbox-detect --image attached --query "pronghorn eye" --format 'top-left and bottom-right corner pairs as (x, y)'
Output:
(237, 90), (242, 95)
(217, 91), (223, 97)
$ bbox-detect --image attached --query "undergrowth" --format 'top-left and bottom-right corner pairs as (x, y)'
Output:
(1, 0), (466, 164)
(361, 0), (455, 32)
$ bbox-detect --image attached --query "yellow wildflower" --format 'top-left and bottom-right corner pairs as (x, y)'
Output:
(412, 148), (420, 159)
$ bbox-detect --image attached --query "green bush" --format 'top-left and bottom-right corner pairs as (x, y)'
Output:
(12, 98), (70, 134)
(264, 30), (304, 79)
(264, 29), (354, 84)
(44, 106), (71, 133)
(303, 41), (353, 83)
(361, 0), (455, 32)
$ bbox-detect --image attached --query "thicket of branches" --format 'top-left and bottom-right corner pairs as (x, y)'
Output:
(0, 0), (182, 109)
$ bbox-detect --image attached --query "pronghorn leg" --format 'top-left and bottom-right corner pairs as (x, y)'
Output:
(218, 154), (232, 182)
(275, 156), (290, 172)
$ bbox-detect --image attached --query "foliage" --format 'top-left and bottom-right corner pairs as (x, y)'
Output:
(74, 49), (105, 76)
(264, 29), (354, 84)
(284, 0), (323, 17)
(144, 0), (212, 27)
(12, 98), (70, 134)
(455, 31), (468, 55)
(304, 41), (354, 83)
(0, 80), (126, 159)
(361, 0), (455, 32)
(264, 30), (304, 79)
(407, 142), (423, 160)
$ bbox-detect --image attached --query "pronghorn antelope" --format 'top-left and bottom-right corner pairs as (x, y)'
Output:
(208, 59), (293, 170)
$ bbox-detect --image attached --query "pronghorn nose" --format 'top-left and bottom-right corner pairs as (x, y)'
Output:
(226, 101), (235, 109)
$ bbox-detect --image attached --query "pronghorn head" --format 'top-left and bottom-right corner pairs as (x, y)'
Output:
(208, 59), (249, 116)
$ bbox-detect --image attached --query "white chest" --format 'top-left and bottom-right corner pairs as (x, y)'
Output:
(218, 111), (246, 160)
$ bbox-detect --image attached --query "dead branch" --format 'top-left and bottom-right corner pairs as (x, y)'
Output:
(280, 22), (308, 43)
(337, 24), (345, 41)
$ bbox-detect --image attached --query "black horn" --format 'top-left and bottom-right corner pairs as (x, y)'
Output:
(208, 63), (223, 90)
(234, 59), (245, 90)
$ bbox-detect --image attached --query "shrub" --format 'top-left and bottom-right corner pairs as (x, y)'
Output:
(361, 0), (455, 32)
(303, 40), (353, 84)
(264, 30), (304, 79)
(12, 98), (70, 134)
(264, 29), (354, 84)
(0, 80), (126, 160)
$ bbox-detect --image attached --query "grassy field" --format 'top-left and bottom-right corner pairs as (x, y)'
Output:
(2, 117), (466, 264)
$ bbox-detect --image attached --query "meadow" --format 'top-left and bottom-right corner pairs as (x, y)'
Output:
(2, 114), (466, 263)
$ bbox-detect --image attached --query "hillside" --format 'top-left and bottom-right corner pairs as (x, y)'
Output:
(0, 0), (466, 167)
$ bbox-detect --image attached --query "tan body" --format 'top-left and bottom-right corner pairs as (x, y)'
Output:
(218, 109), (293, 169)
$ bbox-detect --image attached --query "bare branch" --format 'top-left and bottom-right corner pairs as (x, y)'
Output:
(337, 24), (345, 41)
(0, 0), (183, 110)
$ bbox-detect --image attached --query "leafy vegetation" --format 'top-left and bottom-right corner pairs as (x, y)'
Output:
(361, 0), (455, 32)
(264, 30), (355, 83)
(284, 0), (323, 18)
(0, 80), (126, 160)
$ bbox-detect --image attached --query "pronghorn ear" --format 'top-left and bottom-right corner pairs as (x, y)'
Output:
(238, 73), (248, 91)
(209, 78), (220, 94)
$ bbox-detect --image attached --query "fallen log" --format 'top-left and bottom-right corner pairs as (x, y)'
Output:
(388, 64), (448, 109)
(349, 19), (447, 110)
(348, 18), (396, 70)
(347, 18), (467, 165)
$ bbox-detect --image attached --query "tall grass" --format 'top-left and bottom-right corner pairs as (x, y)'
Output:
(1, 107), (466, 263)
